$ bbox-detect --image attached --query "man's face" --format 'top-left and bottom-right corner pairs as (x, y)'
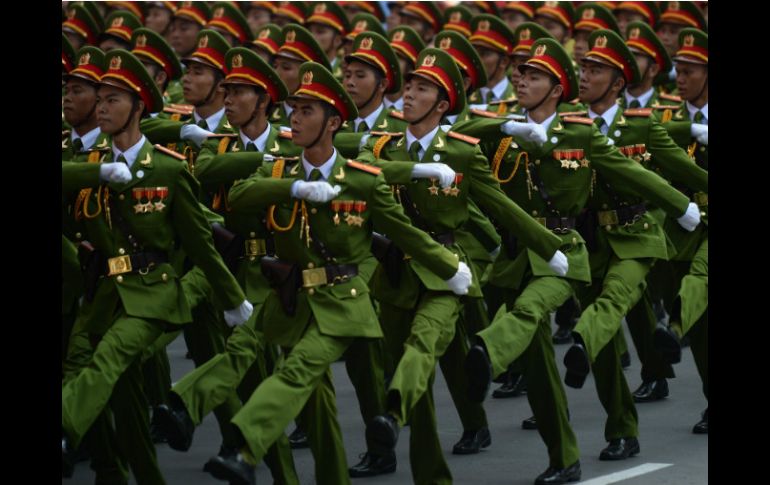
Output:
(63, 78), (98, 127)
(223, 84), (261, 127)
(502, 11), (529, 31)
(509, 55), (528, 90)
(517, 67), (558, 109)
(63, 30), (85, 51)
(572, 30), (590, 63)
(632, 53), (655, 84)
(675, 61), (708, 102)
(308, 23), (340, 58)
(656, 22), (684, 56)
(248, 44), (272, 63)
(146, 6), (173, 34)
(141, 60), (167, 92)
(246, 7), (272, 34)
(169, 18), (200, 56)
(615, 10), (646, 38)
(210, 26), (237, 47)
(535, 16), (568, 42)
(182, 61), (220, 104)
(386, 6), (402, 31)
(402, 77), (441, 122)
(99, 37), (129, 52)
(475, 45), (506, 84)
(401, 14), (429, 40)
(579, 60), (617, 103)
(344, 60), (383, 109)
(290, 99), (338, 147)
(397, 56), (413, 80)
(96, 84), (137, 135)
(272, 56), (303, 94)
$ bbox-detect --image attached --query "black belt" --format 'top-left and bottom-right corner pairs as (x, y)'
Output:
(433, 231), (455, 246)
(597, 203), (647, 227)
(535, 217), (576, 234)
(106, 251), (168, 276)
(301, 263), (359, 288)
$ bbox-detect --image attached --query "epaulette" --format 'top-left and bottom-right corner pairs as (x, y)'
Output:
(562, 116), (594, 125)
(470, 108), (502, 118)
(154, 144), (186, 161)
(370, 131), (404, 137)
(659, 93), (682, 103)
(206, 133), (238, 138)
(346, 159), (382, 175)
(388, 110), (405, 120)
(568, 98), (581, 105)
(447, 131), (480, 144)
(559, 111), (588, 117)
(165, 103), (194, 114)
(163, 106), (193, 116)
(62, 130), (71, 137)
(651, 104), (681, 110)
(623, 108), (653, 117)
(278, 130), (293, 139)
(487, 96), (517, 106)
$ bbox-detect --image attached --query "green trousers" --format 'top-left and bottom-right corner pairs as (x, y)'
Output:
(626, 291), (676, 382)
(380, 290), (462, 485)
(343, 336), (388, 452)
(477, 275), (579, 468)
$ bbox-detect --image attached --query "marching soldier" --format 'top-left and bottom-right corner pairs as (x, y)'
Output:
(206, 1), (255, 48)
(572, 3), (621, 64)
(468, 15), (518, 110)
(248, 22), (283, 63)
(98, 10), (143, 52)
(168, 1), (211, 58)
(62, 4), (101, 52)
(306, 2), (351, 81)
(398, 1), (443, 45)
(385, 25), (426, 111)
(501, 1), (541, 32)
(613, 1), (660, 38)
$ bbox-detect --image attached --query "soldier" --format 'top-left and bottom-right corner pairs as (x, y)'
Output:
(62, 4), (101, 51)
(342, 1), (386, 24)
(98, 10), (142, 52)
(343, 12), (388, 58)
(144, 1), (177, 39)
(242, 1), (277, 35)
(572, 3), (621, 64)
(655, 1), (707, 92)
(61, 48), (252, 477)
(501, 1), (541, 32)
(206, 1), (255, 48)
(272, 1), (308, 27)
(443, 4), (475, 39)
(306, 2), (351, 81)
(168, 1), (211, 58)
(533, 1), (574, 46)
(358, 48), (565, 485)
(131, 28), (184, 111)
(249, 23), (283, 63)
(467, 15), (518, 109)
(613, 1), (660, 38)
(457, 37), (698, 484)
(206, 60), (473, 485)
(385, 26), (425, 111)
(398, 1), (443, 44)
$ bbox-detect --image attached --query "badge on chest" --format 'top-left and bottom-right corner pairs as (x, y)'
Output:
(132, 187), (169, 214)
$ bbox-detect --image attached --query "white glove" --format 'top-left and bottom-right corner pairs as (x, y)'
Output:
(180, 124), (215, 148)
(502, 120), (548, 146)
(547, 250), (569, 276)
(291, 180), (342, 203)
(224, 299), (253, 327)
(676, 202), (701, 232)
(445, 261), (472, 295)
(489, 245), (501, 259)
(690, 123), (708, 145)
(411, 163), (456, 188)
(262, 154), (276, 162)
(99, 162), (132, 183)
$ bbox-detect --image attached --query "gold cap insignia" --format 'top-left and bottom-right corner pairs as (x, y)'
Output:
(450, 11), (462, 23)
(232, 53), (243, 68)
(110, 55), (123, 70)
(78, 52), (91, 66)
(534, 44), (547, 56)
(286, 30), (296, 43)
(545, 1), (559, 7)
(182, 1), (192, 7)
(302, 70), (314, 85)
(478, 20), (490, 32)
(67, 8), (76, 19)
(136, 34), (147, 47)
(594, 35), (608, 48)
(421, 54), (436, 67)
(629, 27), (640, 40)
(582, 8), (595, 20)
(259, 28), (270, 39)
(683, 34), (695, 47)
(439, 37), (452, 50)
(355, 20), (367, 31)
(669, 1), (680, 11)
(314, 3), (326, 14)
(214, 7), (224, 18)
(392, 30), (405, 42)
(519, 28), (531, 41)
(198, 35), (209, 48)
(360, 36), (373, 50)
(112, 17), (124, 28)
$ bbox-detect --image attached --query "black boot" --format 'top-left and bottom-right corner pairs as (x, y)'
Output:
(288, 426), (309, 449)
(348, 450), (397, 477)
(492, 371), (527, 398)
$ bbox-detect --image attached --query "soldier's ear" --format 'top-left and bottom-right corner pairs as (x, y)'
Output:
(551, 83), (564, 100)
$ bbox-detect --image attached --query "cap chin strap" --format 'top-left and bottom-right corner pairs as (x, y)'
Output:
(595, 74), (623, 106)
(528, 82), (558, 113)
(305, 107), (334, 150)
(114, 96), (141, 136)
(195, 69), (223, 107)
(411, 92), (444, 125)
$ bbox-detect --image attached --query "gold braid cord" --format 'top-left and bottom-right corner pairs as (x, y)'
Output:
(75, 151), (104, 220)
(267, 158), (300, 232)
(687, 141), (698, 159)
(373, 134), (392, 159)
(661, 109), (673, 124)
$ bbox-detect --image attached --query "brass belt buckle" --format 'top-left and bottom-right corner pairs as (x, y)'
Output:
(107, 255), (132, 276)
(302, 267), (328, 288)
(597, 210), (619, 227)
(244, 238), (267, 257)
(693, 192), (708, 208)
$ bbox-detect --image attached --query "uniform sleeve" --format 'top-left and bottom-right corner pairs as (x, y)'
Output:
(171, 165), (246, 310)
(227, 163), (295, 212)
(140, 117), (185, 144)
(333, 132), (368, 159)
(62, 161), (101, 194)
(660, 119), (693, 147)
(356, 137), (416, 184)
(648, 119), (708, 192)
(195, 143), (268, 188)
(367, 173), (459, 280)
(451, 117), (507, 139)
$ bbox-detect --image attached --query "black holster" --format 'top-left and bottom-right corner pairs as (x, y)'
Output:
(371, 233), (403, 287)
(211, 223), (243, 274)
(576, 209), (598, 252)
(260, 256), (301, 316)
(77, 241), (106, 302)
(500, 228), (519, 259)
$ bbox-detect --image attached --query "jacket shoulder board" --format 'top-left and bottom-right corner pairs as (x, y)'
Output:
(346, 159), (382, 175)
(487, 96), (517, 105)
(469, 108), (501, 118)
(153, 144), (186, 160)
(623, 108), (653, 117)
(652, 104), (681, 110)
(558, 111), (588, 117)
(62, 130), (71, 137)
(562, 116), (594, 125)
(388, 110), (405, 120)
(447, 131), (480, 144)
(369, 131), (404, 137)
(659, 93), (682, 103)
(278, 130), (293, 139)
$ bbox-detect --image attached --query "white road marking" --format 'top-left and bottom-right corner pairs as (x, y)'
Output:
(578, 463), (674, 484)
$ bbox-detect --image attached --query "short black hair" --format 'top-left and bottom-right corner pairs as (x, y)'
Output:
(321, 101), (344, 137)
(142, 61), (170, 93)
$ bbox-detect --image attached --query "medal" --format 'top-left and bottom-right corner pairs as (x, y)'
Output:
(133, 187), (145, 214)
(144, 187), (157, 213)
(154, 186), (168, 212)
(428, 178), (439, 195)
(331, 200), (341, 226)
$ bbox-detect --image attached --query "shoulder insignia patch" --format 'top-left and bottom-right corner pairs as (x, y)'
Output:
(278, 130), (292, 139)
(652, 104), (681, 110)
(388, 110), (405, 120)
(154, 144), (186, 161)
(346, 159), (382, 175)
(370, 131), (404, 137)
(166, 103), (194, 114)
(447, 131), (480, 144)
(659, 93), (682, 102)
(559, 111), (588, 117)
(62, 130), (71, 137)
(568, 98), (581, 105)
(562, 116), (594, 125)
(470, 108), (501, 118)
(487, 96), (518, 105)
(623, 108), (653, 117)
(163, 106), (193, 116)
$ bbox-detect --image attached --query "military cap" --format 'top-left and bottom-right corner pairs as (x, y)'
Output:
(659, 1), (707, 32)
(345, 31), (402, 94)
(65, 46), (106, 84)
(131, 28), (183, 80)
(274, 1), (309, 24)
(307, 2), (351, 36)
(181, 29), (232, 73)
(470, 14), (517, 56)
(100, 49), (164, 114)
(109, 2), (146, 23)
(245, 2), (278, 14)
(389, 26), (426, 66)
(469, 1), (501, 16)
(535, 1), (575, 30)
(520, 38), (578, 101)
(62, 5), (101, 46)
(252, 23), (283, 56)
(71, 1), (106, 31)
(344, 1), (386, 21)
(407, 48), (467, 115)
(276, 24), (332, 70)
(207, 2), (254, 44)
(575, 3), (620, 34)
(290, 62), (358, 121)
(146, 2), (180, 14)
(625, 21), (671, 74)
(511, 24), (554, 64)
(62, 34), (76, 73)
(222, 47), (289, 103)
(443, 5), (474, 38)
(673, 28), (707, 65)
(502, 2), (541, 19)
(100, 10), (143, 44)
(174, 1), (211, 27)
(584, 29), (641, 84)
(435, 30), (487, 91)
(346, 13), (387, 41)
(400, 2), (443, 33)
(613, 2), (660, 28)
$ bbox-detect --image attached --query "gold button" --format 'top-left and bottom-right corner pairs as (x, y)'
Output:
(601, 204), (608, 210)
(250, 232), (256, 238)
(350, 288), (357, 297)
(118, 248), (126, 255)
(700, 211), (706, 217)
(605, 225), (612, 231)
(531, 210), (538, 216)
(572, 237), (577, 245)
(119, 194), (125, 200)
(161, 273), (168, 282)
(116, 275), (124, 283)
(307, 262), (314, 269)
(311, 208), (318, 214)
(308, 288), (315, 295)
(700, 146), (706, 152)
(75, 232), (82, 239)
(249, 256), (256, 262)
(643, 223), (649, 230)
(535, 159), (541, 165)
